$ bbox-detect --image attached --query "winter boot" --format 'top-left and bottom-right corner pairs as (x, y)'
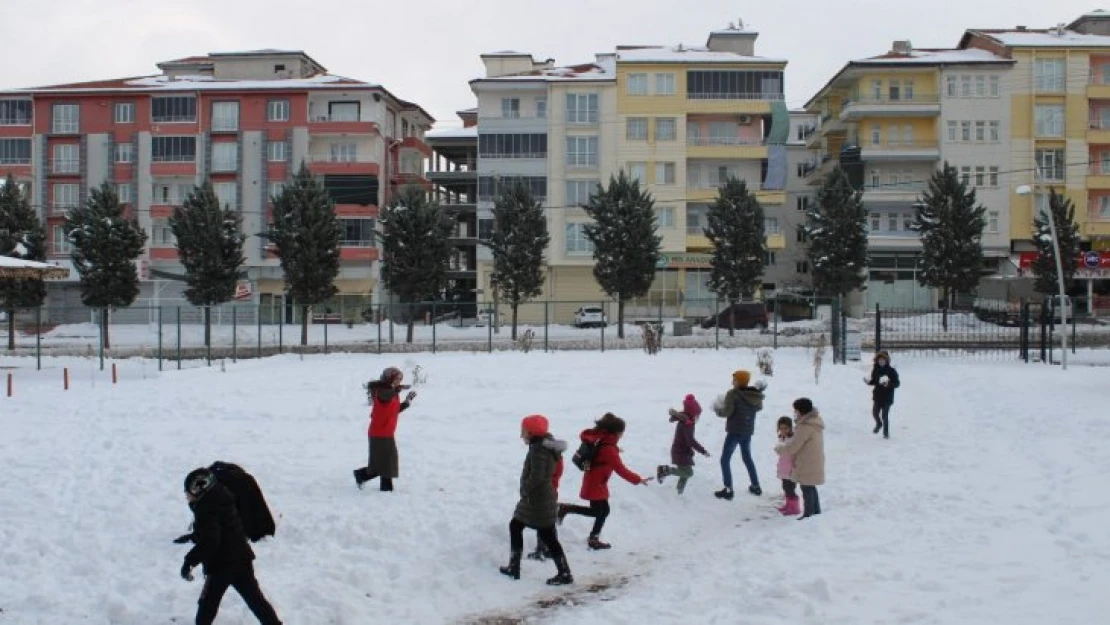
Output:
(748, 485), (762, 496)
(587, 535), (611, 550)
(546, 554), (574, 586)
(526, 542), (551, 562)
(352, 468), (366, 490)
(873, 422), (882, 434)
(781, 495), (801, 516)
(656, 465), (671, 484)
(714, 487), (734, 500)
(499, 551), (522, 580)
(556, 504), (570, 525)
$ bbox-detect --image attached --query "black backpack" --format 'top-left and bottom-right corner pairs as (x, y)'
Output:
(208, 462), (276, 542)
(571, 440), (603, 471)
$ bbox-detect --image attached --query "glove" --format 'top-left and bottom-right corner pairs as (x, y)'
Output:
(754, 380), (767, 391)
(173, 533), (193, 544)
(405, 390), (417, 402)
(702, 451), (712, 458)
(180, 562), (194, 582)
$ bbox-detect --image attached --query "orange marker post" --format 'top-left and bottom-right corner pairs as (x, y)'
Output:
(6, 372), (11, 397)
(111, 363), (118, 385)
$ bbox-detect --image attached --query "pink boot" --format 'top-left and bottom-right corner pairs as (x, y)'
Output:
(780, 495), (801, 516)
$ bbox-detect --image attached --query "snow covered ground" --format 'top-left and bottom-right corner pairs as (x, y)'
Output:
(1, 348), (1106, 624)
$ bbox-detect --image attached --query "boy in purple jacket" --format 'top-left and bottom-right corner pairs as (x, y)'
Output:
(656, 394), (711, 494)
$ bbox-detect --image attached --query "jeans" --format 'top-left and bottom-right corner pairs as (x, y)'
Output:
(800, 485), (822, 517)
(872, 402), (891, 437)
(720, 433), (759, 490)
(195, 563), (282, 625)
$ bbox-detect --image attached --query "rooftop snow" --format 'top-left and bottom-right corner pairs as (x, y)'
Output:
(474, 60), (615, 83)
(855, 48), (1012, 64)
(426, 127), (477, 139)
(615, 46), (785, 64)
(976, 29), (1110, 47)
(22, 73), (375, 93)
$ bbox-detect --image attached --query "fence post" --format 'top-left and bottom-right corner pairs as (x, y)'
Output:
(35, 306), (42, 370)
(377, 305), (382, 354)
(324, 314), (329, 356)
(840, 302), (848, 364)
(830, 298), (840, 364)
(488, 302), (493, 353)
(714, 298), (720, 350)
(599, 301), (605, 353)
(1072, 312), (1077, 354)
(158, 306), (163, 371)
(1019, 299), (1029, 363)
(544, 300), (549, 353)
(1039, 302), (1047, 364)
(431, 301), (437, 354)
(98, 309), (105, 371)
(232, 307), (238, 363)
(256, 305), (262, 359)
(773, 293), (779, 350)
(874, 303), (882, 355)
(278, 314), (284, 355)
(176, 307), (182, 370)
(206, 308), (212, 367)
(657, 298), (663, 326)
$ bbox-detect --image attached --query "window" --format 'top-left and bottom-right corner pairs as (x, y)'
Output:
(626, 117), (648, 140)
(151, 136), (196, 162)
(961, 121), (971, 142)
(870, 212), (881, 231)
(478, 133), (548, 158)
(959, 166), (971, 186)
(905, 79), (915, 100)
(566, 180), (596, 207)
(764, 217), (779, 234)
(902, 212), (914, 231)
(987, 211), (999, 233)
(888, 212), (899, 231)
(886, 124), (901, 146)
(151, 220), (175, 246)
(989, 75), (1000, 97)
(686, 70), (784, 99)
(151, 96), (196, 123)
(52, 144), (78, 173)
(627, 73), (648, 95)
(1034, 193), (1050, 218)
(153, 182), (193, 205)
(655, 162), (676, 185)
(0, 138), (30, 164)
(975, 75), (986, 97)
(211, 102), (239, 131)
(52, 225), (72, 255)
(1035, 148), (1065, 181)
(947, 120), (957, 141)
(871, 80), (882, 100)
(989, 166), (999, 187)
(988, 121), (1000, 142)
(114, 143), (134, 163)
(764, 251), (776, 266)
(796, 226), (808, 243)
(478, 176), (546, 201)
(536, 98), (547, 118)
(628, 161), (646, 182)
(113, 103), (134, 124)
(500, 98), (520, 118)
(565, 223), (594, 255)
(566, 93), (598, 124)
(267, 141), (288, 162)
(116, 183), (132, 204)
(888, 79), (901, 101)
(329, 143), (357, 162)
(269, 181), (285, 200)
(340, 219), (376, 246)
(0, 100), (32, 125)
(975, 166), (986, 186)
(870, 124), (881, 146)
(796, 195), (810, 212)
(655, 118), (677, 141)
(1035, 59), (1065, 92)
(975, 121), (986, 142)
(960, 75), (971, 97)
(946, 75), (957, 97)
(656, 207), (675, 228)
(267, 100), (290, 122)
(903, 124), (914, 145)
(52, 183), (79, 210)
(796, 261), (809, 274)
(211, 142), (238, 171)
(566, 136), (598, 167)
(213, 182), (237, 209)
(1035, 104), (1065, 136)
(52, 104), (79, 133)
(869, 169), (881, 188)
(655, 73), (676, 95)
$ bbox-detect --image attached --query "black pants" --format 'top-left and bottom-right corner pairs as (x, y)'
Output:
(509, 519), (566, 559)
(872, 402), (891, 437)
(195, 563), (281, 625)
(800, 485), (821, 517)
(354, 467), (393, 491)
(781, 479), (796, 497)
(561, 500), (610, 537)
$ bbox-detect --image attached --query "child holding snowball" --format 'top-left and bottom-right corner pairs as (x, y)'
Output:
(864, 351), (900, 439)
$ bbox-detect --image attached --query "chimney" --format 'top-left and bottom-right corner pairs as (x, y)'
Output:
(1055, 22), (1067, 36)
(891, 40), (913, 55)
(1016, 25), (1027, 31)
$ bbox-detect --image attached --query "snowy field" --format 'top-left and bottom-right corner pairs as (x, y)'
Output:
(1, 348), (1107, 624)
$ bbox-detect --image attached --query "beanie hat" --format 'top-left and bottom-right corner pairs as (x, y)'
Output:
(683, 394), (702, 419)
(732, 370), (751, 387)
(792, 397), (814, 415)
(521, 414), (549, 437)
(875, 350), (891, 363)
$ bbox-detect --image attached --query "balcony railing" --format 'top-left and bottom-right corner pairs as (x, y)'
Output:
(306, 154), (375, 163)
(211, 160), (237, 172)
(152, 115), (196, 124)
(1090, 118), (1110, 130)
(861, 139), (940, 149)
(688, 180), (764, 192)
(51, 123), (79, 134)
(479, 112), (547, 120)
(0, 116), (32, 126)
(50, 203), (77, 215)
(1090, 69), (1110, 86)
(477, 152), (547, 159)
(687, 136), (765, 147)
(687, 92), (785, 101)
(843, 93), (940, 106)
(1088, 199), (1110, 221)
(310, 114), (363, 123)
(50, 159), (80, 174)
(0, 157), (31, 165)
(864, 182), (928, 194)
(764, 224), (782, 236)
(339, 240), (375, 248)
(1091, 162), (1110, 175)
(686, 224), (707, 236)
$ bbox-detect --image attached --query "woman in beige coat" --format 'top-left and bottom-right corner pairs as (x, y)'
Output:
(777, 397), (825, 519)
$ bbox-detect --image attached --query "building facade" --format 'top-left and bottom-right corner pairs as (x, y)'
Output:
(426, 109), (479, 310)
(0, 50), (432, 323)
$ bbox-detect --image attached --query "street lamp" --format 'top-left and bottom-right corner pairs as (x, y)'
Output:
(1016, 184), (1067, 370)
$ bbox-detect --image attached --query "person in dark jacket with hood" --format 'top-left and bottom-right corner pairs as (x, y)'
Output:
(657, 394), (710, 495)
(179, 468), (282, 625)
(864, 350), (900, 439)
(713, 370), (767, 499)
(500, 415), (573, 586)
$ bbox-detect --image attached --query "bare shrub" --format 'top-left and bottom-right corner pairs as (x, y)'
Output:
(641, 323), (662, 355)
(756, 348), (774, 376)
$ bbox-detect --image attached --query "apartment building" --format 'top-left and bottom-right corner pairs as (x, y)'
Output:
(426, 109), (479, 308)
(782, 110), (820, 293)
(959, 12), (1110, 286)
(803, 41), (1014, 308)
(0, 49), (432, 323)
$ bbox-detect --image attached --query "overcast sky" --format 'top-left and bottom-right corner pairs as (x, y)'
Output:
(0, 0), (1099, 127)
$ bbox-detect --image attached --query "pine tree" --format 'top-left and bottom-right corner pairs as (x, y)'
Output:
(268, 164), (342, 346)
(805, 167), (868, 298)
(1032, 187), (1081, 298)
(583, 170), (662, 339)
(704, 177), (766, 336)
(380, 185), (454, 343)
(0, 174), (47, 350)
(489, 178), (550, 340)
(170, 180), (247, 347)
(911, 163), (987, 331)
(64, 181), (147, 349)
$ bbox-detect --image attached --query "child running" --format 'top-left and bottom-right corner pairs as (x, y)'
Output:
(657, 394), (710, 495)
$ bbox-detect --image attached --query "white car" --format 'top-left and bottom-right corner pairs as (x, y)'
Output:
(573, 306), (607, 328)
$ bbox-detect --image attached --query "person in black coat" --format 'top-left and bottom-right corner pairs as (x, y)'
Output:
(178, 468), (282, 625)
(864, 350), (900, 439)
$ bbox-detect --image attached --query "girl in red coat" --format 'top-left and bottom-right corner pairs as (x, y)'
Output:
(557, 413), (651, 550)
(352, 367), (416, 492)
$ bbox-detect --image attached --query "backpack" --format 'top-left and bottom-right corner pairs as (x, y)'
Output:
(571, 440), (603, 471)
(208, 462), (276, 543)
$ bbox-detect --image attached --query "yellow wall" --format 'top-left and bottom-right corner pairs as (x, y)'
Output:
(849, 71), (939, 97)
(853, 116), (938, 142)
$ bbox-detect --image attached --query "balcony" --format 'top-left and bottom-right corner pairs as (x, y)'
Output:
(305, 154), (381, 176)
(685, 93), (778, 115)
(210, 159), (238, 174)
(399, 136), (433, 157)
(1088, 198), (1110, 223)
(839, 94), (940, 120)
(48, 159), (80, 175)
(1089, 69), (1110, 99)
(859, 139), (939, 161)
(1089, 162), (1110, 190)
(150, 159), (197, 176)
(862, 182), (927, 204)
(426, 165), (477, 184)
(307, 114), (378, 135)
(1089, 118), (1110, 144)
(805, 152), (837, 185)
(49, 203), (77, 217)
(150, 247), (179, 261)
(684, 224), (785, 249)
(687, 179), (764, 202)
(686, 136), (767, 160)
(339, 243), (379, 262)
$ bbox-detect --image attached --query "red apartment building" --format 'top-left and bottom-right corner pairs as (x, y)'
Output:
(0, 49), (432, 324)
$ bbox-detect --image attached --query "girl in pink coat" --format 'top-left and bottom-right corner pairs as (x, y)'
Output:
(773, 416), (800, 516)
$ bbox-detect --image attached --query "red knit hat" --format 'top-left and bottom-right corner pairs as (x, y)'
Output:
(683, 394), (702, 418)
(521, 414), (549, 437)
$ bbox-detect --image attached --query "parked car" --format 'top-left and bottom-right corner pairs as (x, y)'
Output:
(573, 306), (607, 328)
(701, 302), (769, 330)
